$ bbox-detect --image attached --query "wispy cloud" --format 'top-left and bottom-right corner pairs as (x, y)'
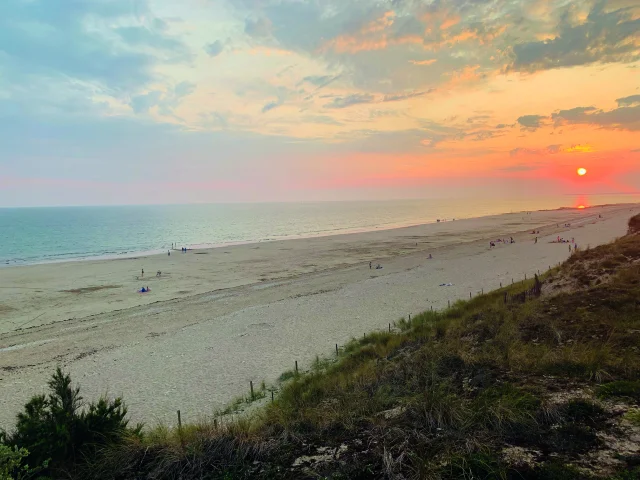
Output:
(409, 59), (437, 66)
(382, 91), (430, 102)
(324, 94), (375, 109)
(510, 144), (594, 156)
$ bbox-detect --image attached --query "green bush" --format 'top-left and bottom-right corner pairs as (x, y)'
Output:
(0, 445), (46, 480)
(4, 368), (139, 475)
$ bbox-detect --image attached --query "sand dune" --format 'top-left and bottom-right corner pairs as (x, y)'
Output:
(1, 204), (638, 429)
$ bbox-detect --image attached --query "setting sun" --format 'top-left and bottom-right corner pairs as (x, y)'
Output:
(577, 167), (587, 176)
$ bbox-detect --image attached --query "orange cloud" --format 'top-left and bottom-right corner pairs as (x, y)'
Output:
(423, 29), (478, 50)
(564, 144), (595, 153)
(410, 59), (437, 66)
(447, 65), (481, 85)
(422, 24), (506, 51)
(440, 16), (461, 30)
(321, 11), (423, 54)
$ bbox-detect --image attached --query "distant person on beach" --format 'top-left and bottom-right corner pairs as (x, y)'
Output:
(141, 268), (144, 277)
(428, 254), (433, 259)
(369, 261), (372, 269)
(535, 237), (538, 244)
(168, 250), (170, 256)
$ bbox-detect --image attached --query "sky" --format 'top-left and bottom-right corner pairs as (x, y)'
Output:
(0, 0), (639, 206)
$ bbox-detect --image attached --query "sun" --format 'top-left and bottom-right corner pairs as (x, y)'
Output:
(577, 167), (587, 176)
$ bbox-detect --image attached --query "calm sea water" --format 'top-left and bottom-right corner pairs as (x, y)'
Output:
(1, 195), (638, 266)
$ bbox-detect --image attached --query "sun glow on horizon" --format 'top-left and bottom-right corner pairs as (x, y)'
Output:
(577, 167), (587, 176)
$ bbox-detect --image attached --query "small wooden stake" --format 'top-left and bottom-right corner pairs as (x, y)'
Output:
(177, 410), (184, 449)
(470, 292), (472, 299)
(408, 314), (411, 321)
(336, 343), (339, 356)
(250, 381), (254, 400)
(295, 360), (298, 375)
(388, 323), (391, 332)
(271, 390), (274, 402)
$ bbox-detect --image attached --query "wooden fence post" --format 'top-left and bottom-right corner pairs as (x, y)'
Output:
(335, 344), (339, 356)
(295, 360), (298, 375)
(177, 410), (184, 449)
(250, 381), (254, 400)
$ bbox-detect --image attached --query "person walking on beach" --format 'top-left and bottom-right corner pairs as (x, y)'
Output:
(535, 237), (538, 244)
(369, 261), (372, 269)
(141, 268), (144, 277)
(168, 250), (170, 256)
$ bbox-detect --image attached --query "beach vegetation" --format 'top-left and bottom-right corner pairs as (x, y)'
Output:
(1, 368), (140, 478)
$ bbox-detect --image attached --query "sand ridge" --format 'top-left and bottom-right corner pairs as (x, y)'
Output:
(1, 204), (638, 428)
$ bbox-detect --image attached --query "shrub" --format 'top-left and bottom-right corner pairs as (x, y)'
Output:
(0, 445), (46, 480)
(5, 368), (139, 475)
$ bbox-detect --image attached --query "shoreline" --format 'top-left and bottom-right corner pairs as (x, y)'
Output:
(1, 203), (640, 428)
(2, 202), (635, 270)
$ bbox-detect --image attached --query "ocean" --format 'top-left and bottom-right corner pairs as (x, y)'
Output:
(1, 195), (638, 266)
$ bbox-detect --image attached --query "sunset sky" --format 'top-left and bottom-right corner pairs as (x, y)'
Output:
(1, 0), (639, 206)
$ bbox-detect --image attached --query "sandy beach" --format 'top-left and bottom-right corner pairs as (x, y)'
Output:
(1, 203), (639, 429)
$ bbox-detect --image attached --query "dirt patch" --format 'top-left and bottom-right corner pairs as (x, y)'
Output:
(0, 303), (16, 314)
(62, 285), (121, 294)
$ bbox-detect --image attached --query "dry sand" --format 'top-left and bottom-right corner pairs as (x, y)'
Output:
(1, 204), (639, 429)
